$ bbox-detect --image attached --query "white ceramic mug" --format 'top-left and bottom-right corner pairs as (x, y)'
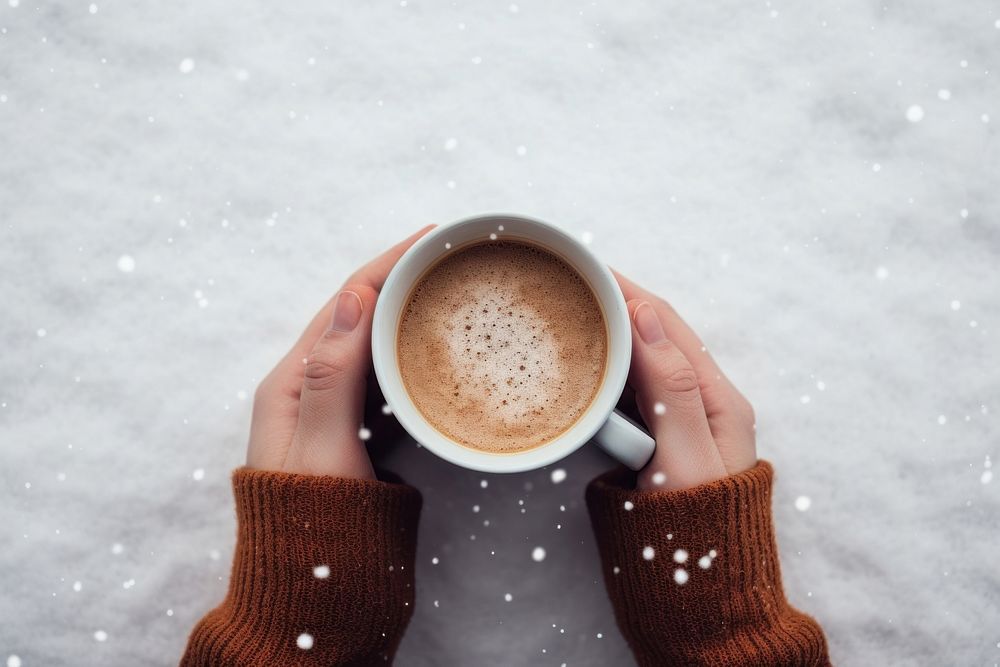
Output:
(372, 213), (655, 473)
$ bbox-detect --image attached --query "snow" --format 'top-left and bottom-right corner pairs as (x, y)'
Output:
(1, 0), (997, 665)
(642, 546), (655, 561)
(313, 565), (330, 579)
(531, 547), (546, 562)
(549, 468), (567, 484)
(296, 632), (314, 650)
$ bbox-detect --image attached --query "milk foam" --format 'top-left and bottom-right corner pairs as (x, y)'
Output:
(397, 240), (607, 454)
(443, 282), (562, 423)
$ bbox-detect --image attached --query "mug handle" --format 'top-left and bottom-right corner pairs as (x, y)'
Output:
(593, 410), (656, 470)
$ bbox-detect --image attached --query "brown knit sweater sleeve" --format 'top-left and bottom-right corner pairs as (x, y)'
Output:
(586, 460), (830, 666)
(180, 467), (421, 666)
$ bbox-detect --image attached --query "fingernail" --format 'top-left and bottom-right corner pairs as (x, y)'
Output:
(330, 291), (363, 332)
(634, 302), (666, 345)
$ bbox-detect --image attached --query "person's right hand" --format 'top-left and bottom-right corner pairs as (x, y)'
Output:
(614, 271), (758, 491)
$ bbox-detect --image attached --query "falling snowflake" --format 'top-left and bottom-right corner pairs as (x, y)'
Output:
(642, 546), (655, 560)
(192, 468), (205, 481)
(381, 403), (393, 415)
(531, 546), (546, 562)
(8, 656), (22, 667)
(179, 58), (195, 74)
(73, 581), (82, 592)
(550, 468), (567, 484)
(653, 402), (666, 415)
(358, 426), (372, 441)
(94, 630), (108, 642)
(905, 105), (924, 122)
(504, 593), (513, 602)
(674, 568), (689, 585)
(111, 543), (124, 555)
(875, 266), (889, 280)
(795, 496), (811, 512)
(313, 565), (330, 579)
(480, 480), (488, 489)
(444, 137), (458, 151)
(698, 555), (712, 569)
(297, 633), (314, 650)
(651, 472), (666, 486)
(673, 549), (688, 564)
(116, 255), (136, 273)
(623, 501), (634, 511)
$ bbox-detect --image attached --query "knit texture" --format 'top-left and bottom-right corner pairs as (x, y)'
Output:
(586, 461), (830, 667)
(180, 468), (421, 667)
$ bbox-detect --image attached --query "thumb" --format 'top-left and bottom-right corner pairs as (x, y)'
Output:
(628, 299), (726, 490)
(283, 285), (378, 479)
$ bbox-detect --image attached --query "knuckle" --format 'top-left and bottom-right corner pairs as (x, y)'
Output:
(302, 348), (352, 391)
(664, 365), (701, 394)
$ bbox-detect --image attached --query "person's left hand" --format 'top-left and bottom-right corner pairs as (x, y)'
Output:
(245, 225), (434, 479)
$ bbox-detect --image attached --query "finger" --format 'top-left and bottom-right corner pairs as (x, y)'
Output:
(614, 270), (756, 474)
(282, 285), (378, 478)
(629, 300), (727, 491)
(613, 269), (729, 387)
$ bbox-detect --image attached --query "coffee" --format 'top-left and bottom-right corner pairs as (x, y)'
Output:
(397, 240), (607, 454)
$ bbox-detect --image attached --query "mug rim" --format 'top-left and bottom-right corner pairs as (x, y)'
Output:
(372, 213), (630, 473)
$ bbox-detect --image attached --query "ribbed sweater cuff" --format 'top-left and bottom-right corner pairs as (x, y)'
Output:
(586, 461), (829, 666)
(181, 468), (422, 666)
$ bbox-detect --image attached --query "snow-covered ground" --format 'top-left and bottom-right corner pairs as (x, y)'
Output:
(2, 1), (998, 665)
